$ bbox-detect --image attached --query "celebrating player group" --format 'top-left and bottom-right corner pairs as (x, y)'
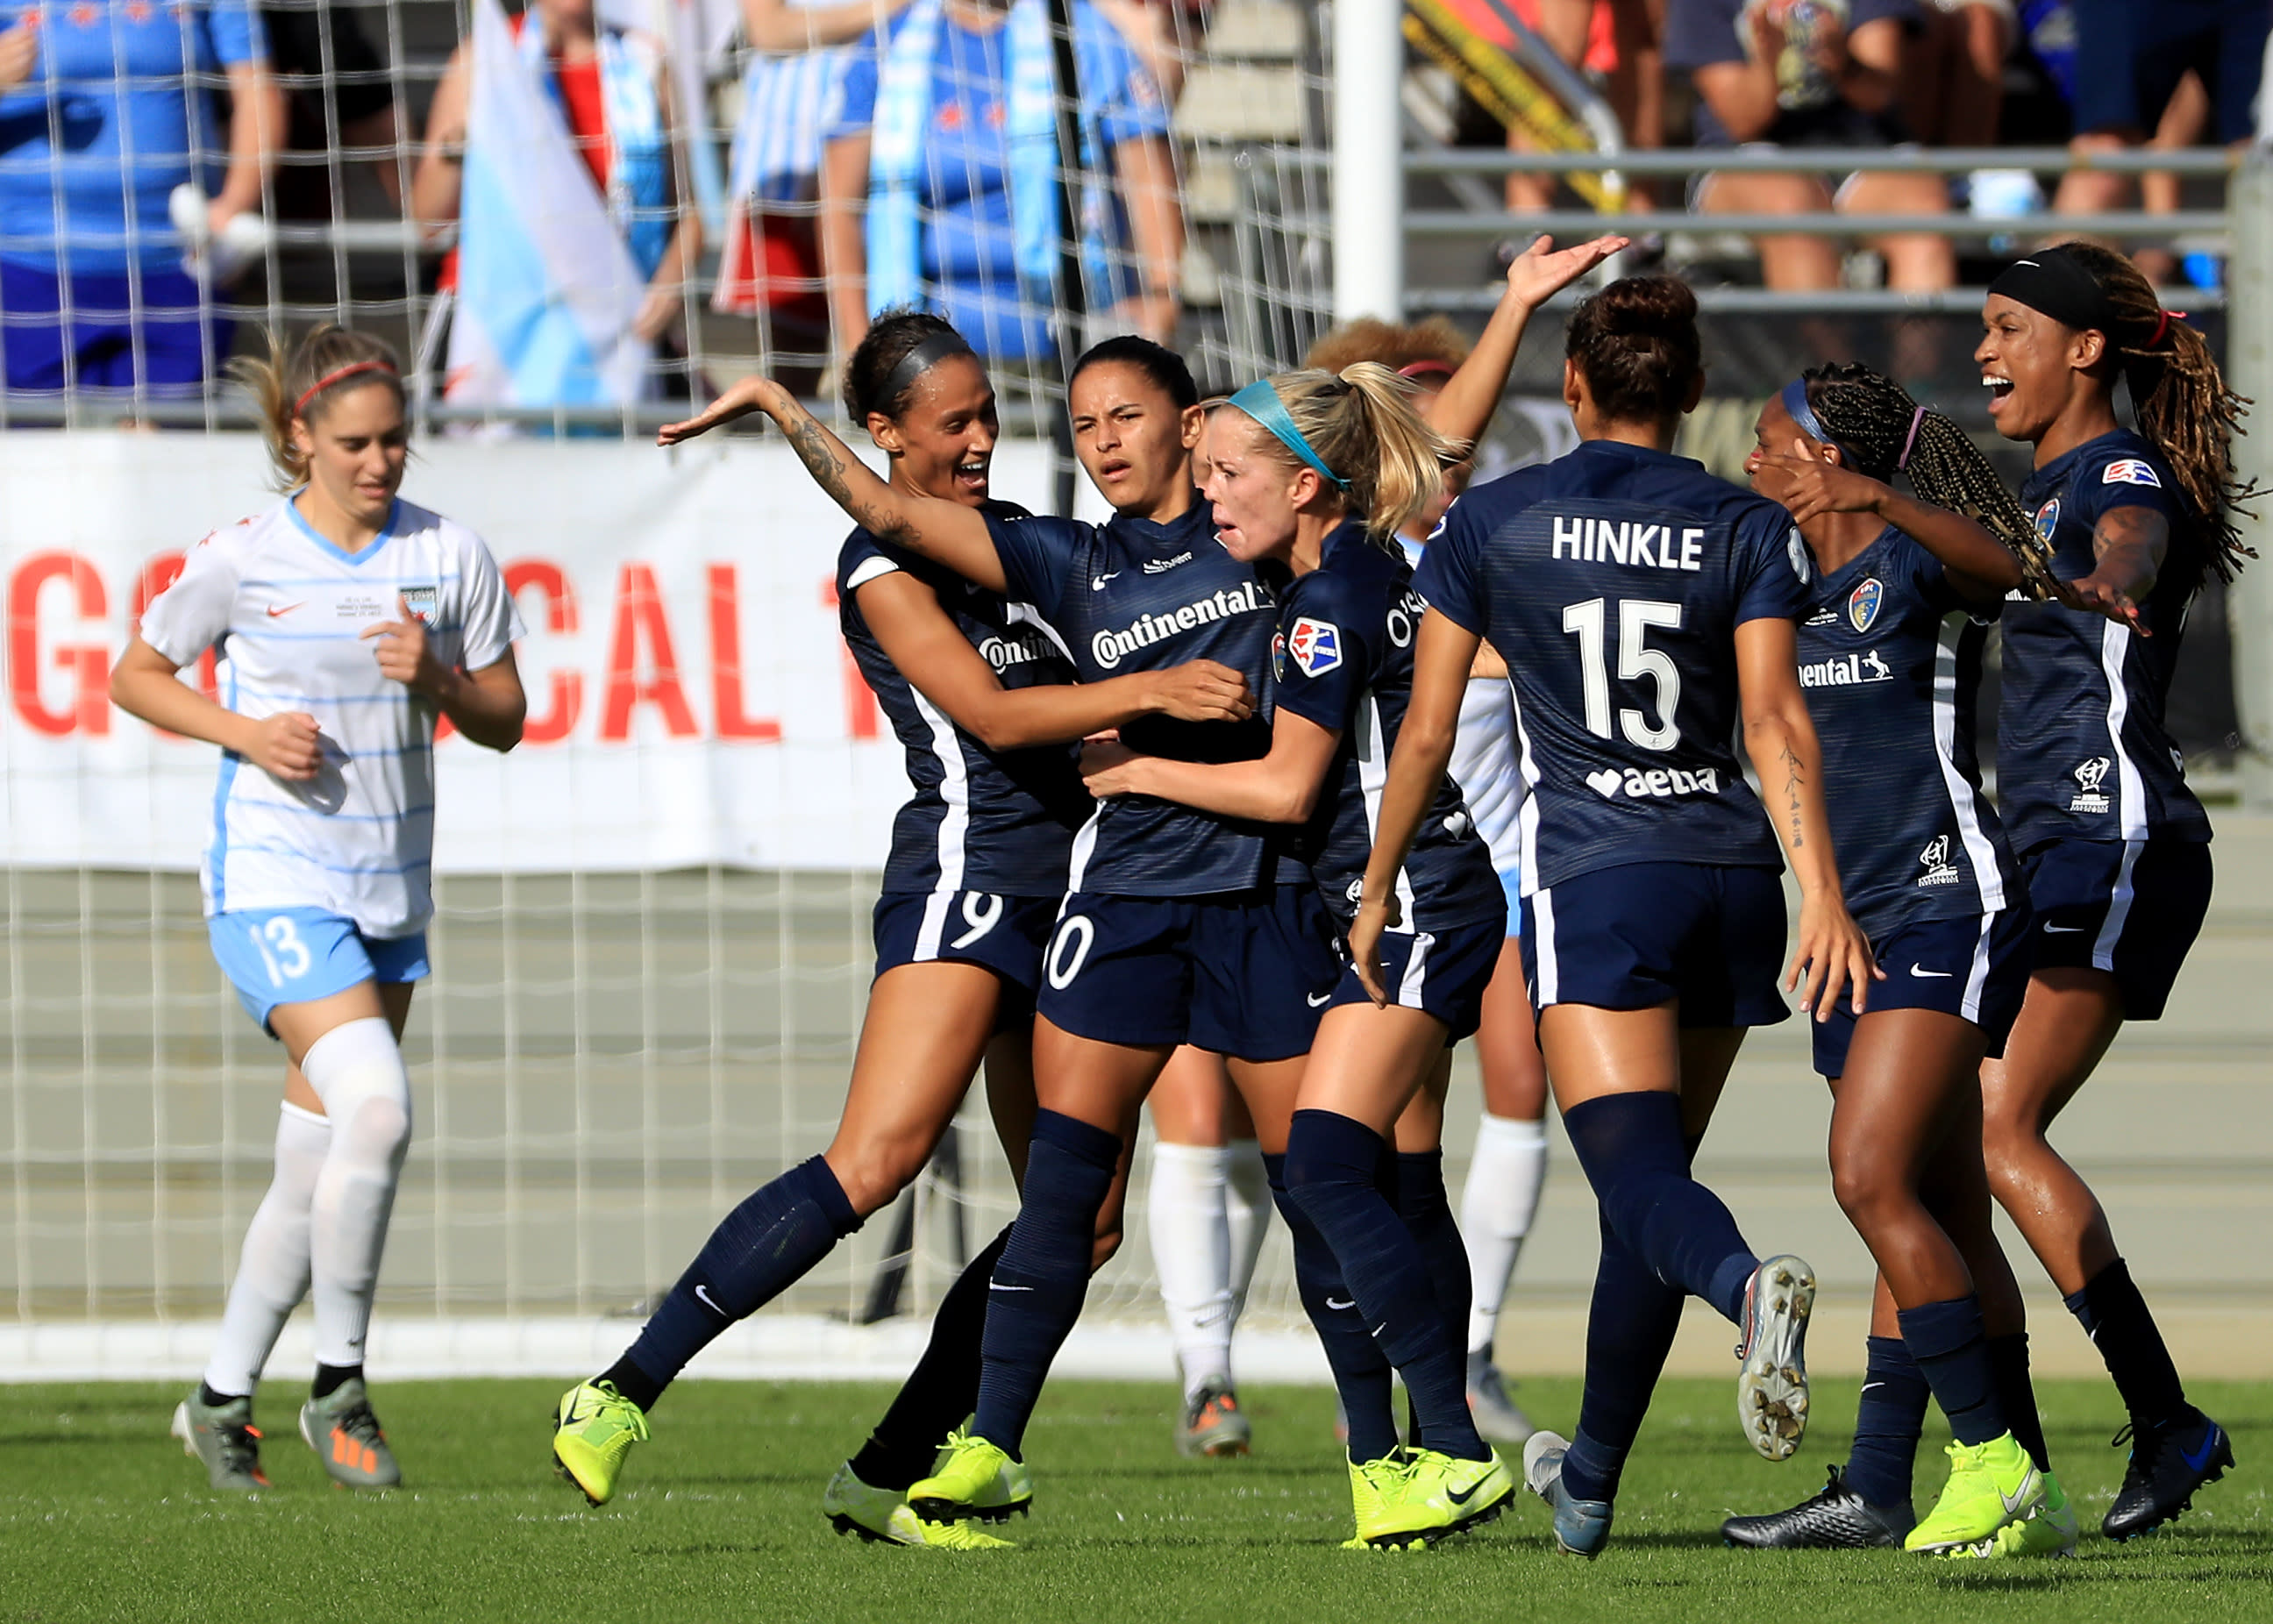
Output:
(123, 232), (2250, 1561)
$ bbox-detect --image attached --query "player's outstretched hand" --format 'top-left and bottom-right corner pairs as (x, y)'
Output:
(1145, 659), (1255, 724)
(657, 375), (788, 446)
(1079, 738), (1139, 798)
(1754, 439), (1888, 524)
(248, 710), (323, 780)
(1786, 890), (1881, 1022)
(362, 596), (447, 692)
(1502, 233), (1630, 310)
(1346, 894), (1400, 1007)
(2059, 570), (2148, 634)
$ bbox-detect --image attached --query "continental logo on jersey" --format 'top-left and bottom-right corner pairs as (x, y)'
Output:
(1090, 581), (1270, 670)
(1798, 649), (1893, 687)
(1583, 765), (1721, 801)
(2102, 459), (2162, 488)
(400, 585), (439, 623)
(979, 630), (1058, 673)
(1286, 616), (1343, 677)
(1917, 834), (1961, 887)
(1848, 577), (1883, 632)
(2034, 499), (2060, 544)
(2070, 755), (2113, 815)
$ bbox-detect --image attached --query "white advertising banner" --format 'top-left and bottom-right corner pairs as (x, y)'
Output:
(0, 431), (1104, 873)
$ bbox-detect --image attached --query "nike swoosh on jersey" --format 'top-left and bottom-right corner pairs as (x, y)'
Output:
(1090, 573), (1121, 589)
(1325, 1296), (1356, 1311)
(1909, 965), (1954, 979)
(267, 602), (305, 617)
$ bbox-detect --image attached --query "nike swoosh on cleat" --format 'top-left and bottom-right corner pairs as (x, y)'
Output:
(2000, 1481), (2035, 1515)
(1445, 1479), (1484, 1506)
(2181, 1433), (2221, 1474)
(694, 1283), (727, 1315)
(1908, 965), (1953, 979)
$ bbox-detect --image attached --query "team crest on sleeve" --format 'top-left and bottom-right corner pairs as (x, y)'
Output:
(1270, 630), (1286, 683)
(2102, 459), (2163, 488)
(2033, 499), (2060, 544)
(1286, 616), (1343, 677)
(399, 585), (440, 623)
(1786, 527), (1812, 584)
(1847, 577), (1883, 632)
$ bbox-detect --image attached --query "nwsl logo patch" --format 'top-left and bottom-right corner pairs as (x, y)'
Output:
(1286, 616), (1343, 677)
(1848, 577), (1883, 633)
(2103, 459), (2163, 488)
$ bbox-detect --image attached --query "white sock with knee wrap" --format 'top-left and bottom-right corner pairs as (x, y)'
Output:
(1222, 1138), (1271, 1328)
(1460, 1113), (1549, 1357)
(203, 1101), (331, 1398)
(1148, 1141), (1235, 1401)
(301, 1017), (414, 1371)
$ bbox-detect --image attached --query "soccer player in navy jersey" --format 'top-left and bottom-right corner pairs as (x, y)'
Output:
(548, 317), (1252, 1541)
(1972, 244), (2253, 1539)
(1721, 364), (2091, 1558)
(668, 333), (1353, 1542)
(1351, 274), (1878, 1558)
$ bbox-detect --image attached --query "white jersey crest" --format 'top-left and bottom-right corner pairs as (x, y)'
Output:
(139, 496), (524, 937)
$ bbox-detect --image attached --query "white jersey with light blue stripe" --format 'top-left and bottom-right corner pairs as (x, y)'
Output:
(137, 496), (524, 937)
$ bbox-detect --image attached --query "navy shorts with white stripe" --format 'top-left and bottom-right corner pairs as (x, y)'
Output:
(1324, 917), (1504, 1041)
(2023, 836), (2212, 1021)
(1807, 905), (2033, 1079)
(1520, 861), (1790, 1029)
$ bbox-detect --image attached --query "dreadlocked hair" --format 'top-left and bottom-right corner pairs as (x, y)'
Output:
(1797, 361), (2060, 598)
(1220, 364), (1466, 546)
(2062, 240), (2258, 589)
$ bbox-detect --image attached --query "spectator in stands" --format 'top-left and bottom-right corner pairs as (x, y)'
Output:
(1665, 0), (1955, 291)
(1503, 0), (1665, 217)
(264, 3), (405, 210)
(713, 0), (906, 325)
(1903, 0), (2010, 151)
(818, 0), (1184, 364)
(0, 0), (278, 404)
(2050, 2), (2269, 277)
(415, 0), (703, 381)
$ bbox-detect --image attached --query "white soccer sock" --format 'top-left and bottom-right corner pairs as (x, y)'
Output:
(203, 1101), (331, 1398)
(1148, 1141), (1235, 1400)
(302, 1017), (414, 1371)
(1461, 1113), (1549, 1357)
(1222, 1138), (1271, 1329)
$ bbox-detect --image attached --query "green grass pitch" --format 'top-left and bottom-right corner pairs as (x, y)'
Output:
(1, 1376), (2266, 1623)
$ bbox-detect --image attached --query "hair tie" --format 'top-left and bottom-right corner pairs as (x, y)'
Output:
(2148, 309), (2187, 349)
(1895, 404), (1927, 473)
(1228, 378), (1349, 490)
(1396, 360), (1455, 383)
(295, 359), (397, 417)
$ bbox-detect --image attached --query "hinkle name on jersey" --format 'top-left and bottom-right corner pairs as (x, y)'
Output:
(1090, 581), (1271, 668)
(1916, 834), (1961, 887)
(1551, 515), (1707, 572)
(1584, 764), (1721, 800)
(1799, 649), (1894, 688)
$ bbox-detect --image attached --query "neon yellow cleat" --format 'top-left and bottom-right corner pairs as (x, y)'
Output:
(823, 1461), (926, 1546)
(1344, 1452), (1424, 1549)
(1905, 1433), (2043, 1557)
(946, 1428), (1034, 1523)
(1953, 1467), (2078, 1560)
(917, 1518), (1016, 1550)
(1400, 1448), (1516, 1543)
(552, 1380), (650, 1506)
(908, 1432), (1017, 1528)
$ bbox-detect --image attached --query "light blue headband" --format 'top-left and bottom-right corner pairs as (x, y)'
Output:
(1779, 378), (1865, 472)
(1228, 379), (1349, 489)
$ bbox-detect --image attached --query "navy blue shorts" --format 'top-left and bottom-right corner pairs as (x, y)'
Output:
(0, 261), (229, 398)
(1036, 886), (1342, 1061)
(2071, 0), (2273, 145)
(1326, 917), (1506, 1040)
(2022, 837), (2212, 1022)
(873, 889), (1059, 995)
(1809, 907), (2033, 1079)
(1521, 862), (1790, 1029)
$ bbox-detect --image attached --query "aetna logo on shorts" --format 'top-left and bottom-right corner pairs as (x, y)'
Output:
(1089, 581), (1269, 669)
(979, 630), (1057, 673)
(1583, 765), (1721, 800)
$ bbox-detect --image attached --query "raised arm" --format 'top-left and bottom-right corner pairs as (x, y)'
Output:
(1079, 707), (1341, 823)
(860, 571), (1252, 748)
(1735, 615), (1877, 1020)
(659, 374), (1013, 594)
(1423, 234), (1628, 448)
(1346, 608), (1478, 1001)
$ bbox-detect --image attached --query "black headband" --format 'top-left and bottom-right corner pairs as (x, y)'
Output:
(1987, 248), (2122, 337)
(865, 331), (977, 418)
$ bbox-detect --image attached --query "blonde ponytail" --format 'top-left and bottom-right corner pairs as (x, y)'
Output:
(1233, 364), (1466, 544)
(230, 324), (406, 491)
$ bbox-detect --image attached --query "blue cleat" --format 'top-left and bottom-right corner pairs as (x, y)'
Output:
(1522, 1430), (1613, 1558)
(2103, 1410), (2234, 1541)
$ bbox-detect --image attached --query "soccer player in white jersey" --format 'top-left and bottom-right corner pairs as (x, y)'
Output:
(110, 326), (527, 1492)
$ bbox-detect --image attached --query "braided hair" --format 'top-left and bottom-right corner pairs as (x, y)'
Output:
(2057, 241), (2258, 591)
(1794, 362), (2060, 596)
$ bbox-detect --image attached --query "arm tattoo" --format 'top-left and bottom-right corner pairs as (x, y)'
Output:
(2091, 505), (2169, 595)
(1778, 740), (1806, 848)
(779, 401), (917, 546)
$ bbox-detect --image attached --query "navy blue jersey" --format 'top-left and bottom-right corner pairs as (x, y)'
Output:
(1417, 440), (1811, 893)
(838, 519), (1087, 897)
(2000, 430), (2212, 850)
(1272, 523), (1501, 930)
(1797, 526), (2019, 936)
(987, 498), (1286, 896)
